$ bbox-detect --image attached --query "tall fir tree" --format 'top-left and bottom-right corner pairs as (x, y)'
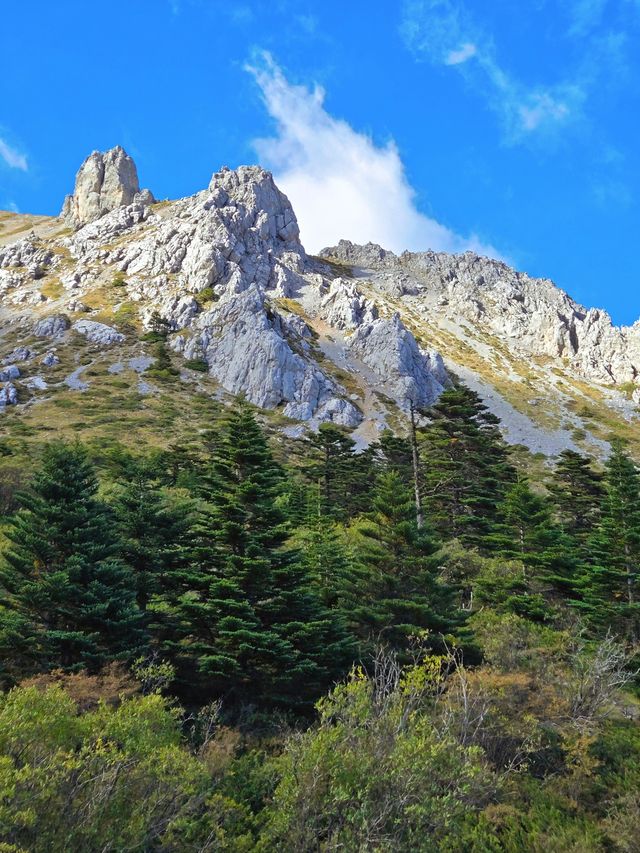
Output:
(112, 469), (192, 611)
(295, 510), (364, 621)
(419, 386), (515, 547)
(487, 478), (578, 613)
(161, 405), (356, 706)
(351, 470), (458, 651)
(0, 442), (145, 676)
(370, 430), (413, 484)
(549, 450), (604, 549)
(302, 423), (372, 520)
(576, 442), (640, 641)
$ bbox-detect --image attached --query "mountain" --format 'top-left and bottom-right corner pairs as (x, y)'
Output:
(1, 146), (639, 458)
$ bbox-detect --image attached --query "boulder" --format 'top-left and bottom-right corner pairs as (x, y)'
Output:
(72, 320), (125, 345)
(42, 351), (60, 367)
(0, 365), (20, 382)
(2, 347), (32, 364)
(0, 383), (18, 407)
(33, 314), (70, 338)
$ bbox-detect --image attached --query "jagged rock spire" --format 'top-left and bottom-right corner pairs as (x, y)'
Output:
(60, 145), (155, 228)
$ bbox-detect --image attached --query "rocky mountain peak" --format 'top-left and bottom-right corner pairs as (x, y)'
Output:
(60, 145), (155, 228)
(209, 165), (300, 245)
(3, 149), (640, 458)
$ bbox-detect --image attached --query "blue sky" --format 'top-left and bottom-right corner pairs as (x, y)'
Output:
(1, 0), (639, 323)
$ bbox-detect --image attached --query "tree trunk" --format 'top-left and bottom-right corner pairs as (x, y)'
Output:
(409, 400), (424, 529)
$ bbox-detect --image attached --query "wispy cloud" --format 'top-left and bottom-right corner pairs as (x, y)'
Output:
(0, 137), (28, 171)
(445, 42), (477, 65)
(400, 0), (587, 144)
(246, 52), (501, 258)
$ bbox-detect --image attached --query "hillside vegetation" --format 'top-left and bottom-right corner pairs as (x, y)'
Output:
(0, 387), (639, 851)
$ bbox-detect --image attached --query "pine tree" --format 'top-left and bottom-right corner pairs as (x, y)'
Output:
(0, 442), (145, 675)
(420, 386), (515, 547)
(147, 340), (179, 379)
(488, 478), (578, 611)
(303, 423), (372, 520)
(549, 450), (603, 548)
(576, 442), (640, 641)
(296, 510), (364, 620)
(370, 430), (413, 483)
(351, 471), (457, 651)
(162, 405), (356, 706)
(112, 469), (191, 611)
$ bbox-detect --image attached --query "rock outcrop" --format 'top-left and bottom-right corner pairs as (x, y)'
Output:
(61, 146), (155, 228)
(33, 315), (70, 338)
(72, 320), (125, 345)
(75, 164), (305, 305)
(0, 383), (18, 407)
(320, 279), (378, 330)
(173, 286), (361, 426)
(323, 240), (640, 388)
(349, 312), (449, 410)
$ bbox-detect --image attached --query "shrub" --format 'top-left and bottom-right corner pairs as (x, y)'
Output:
(147, 342), (179, 380)
(141, 311), (170, 343)
(184, 359), (209, 373)
(0, 686), (254, 851)
(196, 287), (217, 306)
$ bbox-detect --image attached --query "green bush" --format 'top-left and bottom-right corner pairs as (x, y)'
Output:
(0, 686), (254, 851)
(184, 359), (209, 373)
(260, 661), (499, 851)
(147, 342), (179, 380)
(196, 287), (217, 306)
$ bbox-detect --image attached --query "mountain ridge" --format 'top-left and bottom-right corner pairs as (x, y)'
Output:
(1, 146), (639, 460)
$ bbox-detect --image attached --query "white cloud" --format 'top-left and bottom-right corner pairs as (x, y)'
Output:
(0, 137), (28, 171)
(518, 92), (570, 132)
(445, 42), (477, 65)
(246, 53), (500, 258)
(401, 0), (585, 143)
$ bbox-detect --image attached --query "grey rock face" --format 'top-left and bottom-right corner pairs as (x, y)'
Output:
(0, 237), (56, 292)
(61, 146), (155, 228)
(349, 312), (449, 411)
(42, 351), (60, 366)
(321, 239), (395, 269)
(87, 165), (305, 307)
(182, 287), (361, 426)
(320, 278), (378, 330)
(33, 314), (70, 338)
(72, 320), (125, 345)
(322, 241), (640, 390)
